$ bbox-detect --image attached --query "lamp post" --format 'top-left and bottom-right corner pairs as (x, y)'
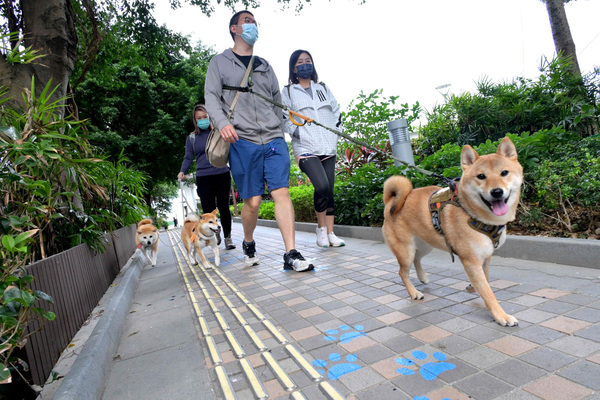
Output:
(387, 119), (415, 167)
(435, 84), (451, 100)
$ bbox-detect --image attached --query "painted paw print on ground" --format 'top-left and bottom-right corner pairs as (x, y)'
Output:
(312, 353), (361, 380)
(396, 351), (456, 381)
(323, 324), (366, 343)
(414, 397), (451, 400)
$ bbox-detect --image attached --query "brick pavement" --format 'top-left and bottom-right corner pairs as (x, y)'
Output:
(161, 224), (600, 400)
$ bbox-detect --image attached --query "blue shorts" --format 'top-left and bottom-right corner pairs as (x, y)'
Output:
(229, 137), (290, 199)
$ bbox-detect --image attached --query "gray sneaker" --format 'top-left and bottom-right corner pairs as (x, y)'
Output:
(283, 249), (314, 272)
(224, 236), (236, 250)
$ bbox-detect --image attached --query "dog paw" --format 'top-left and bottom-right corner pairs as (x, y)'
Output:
(496, 314), (519, 327)
(410, 290), (424, 300)
(465, 284), (476, 294)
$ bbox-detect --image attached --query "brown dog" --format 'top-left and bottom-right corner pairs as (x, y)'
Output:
(136, 219), (159, 267)
(181, 209), (221, 269)
(382, 137), (523, 326)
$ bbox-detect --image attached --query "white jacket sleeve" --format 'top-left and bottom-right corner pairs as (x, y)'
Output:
(328, 86), (343, 132)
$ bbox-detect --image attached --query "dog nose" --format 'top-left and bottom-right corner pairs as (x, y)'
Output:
(490, 188), (504, 199)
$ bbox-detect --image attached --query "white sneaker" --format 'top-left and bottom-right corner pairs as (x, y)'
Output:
(316, 227), (329, 248)
(283, 249), (314, 272)
(328, 232), (345, 247)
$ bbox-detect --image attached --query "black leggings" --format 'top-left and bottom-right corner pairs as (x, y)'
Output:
(195, 172), (233, 237)
(298, 155), (336, 215)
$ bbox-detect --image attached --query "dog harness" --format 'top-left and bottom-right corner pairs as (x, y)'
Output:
(190, 228), (212, 246)
(429, 179), (505, 262)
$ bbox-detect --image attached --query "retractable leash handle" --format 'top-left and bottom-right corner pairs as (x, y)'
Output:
(288, 110), (313, 126)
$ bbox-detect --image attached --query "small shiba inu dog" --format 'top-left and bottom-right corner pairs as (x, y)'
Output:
(136, 219), (159, 267)
(383, 137), (523, 326)
(181, 209), (221, 269)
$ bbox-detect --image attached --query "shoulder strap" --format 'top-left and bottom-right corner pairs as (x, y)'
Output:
(227, 55), (254, 118)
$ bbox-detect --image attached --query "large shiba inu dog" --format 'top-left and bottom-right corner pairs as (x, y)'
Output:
(181, 209), (221, 269)
(136, 219), (159, 267)
(383, 137), (523, 326)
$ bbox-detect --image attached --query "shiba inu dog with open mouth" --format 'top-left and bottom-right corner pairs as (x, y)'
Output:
(136, 219), (159, 267)
(383, 137), (523, 326)
(181, 209), (221, 269)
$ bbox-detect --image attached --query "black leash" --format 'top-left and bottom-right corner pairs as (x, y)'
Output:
(223, 70), (451, 185)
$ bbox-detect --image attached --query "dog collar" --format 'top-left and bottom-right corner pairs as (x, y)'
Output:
(429, 179), (504, 262)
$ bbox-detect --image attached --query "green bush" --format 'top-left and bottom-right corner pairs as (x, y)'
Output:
(258, 201), (275, 220)
(288, 185), (316, 223)
(334, 164), (407, 227)
(255, 185), (316, 223)
(415, 55), (599, 156)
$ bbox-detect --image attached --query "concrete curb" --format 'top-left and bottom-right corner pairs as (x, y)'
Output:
(53, 251), (144, 400)
(235, 218), (600, 269)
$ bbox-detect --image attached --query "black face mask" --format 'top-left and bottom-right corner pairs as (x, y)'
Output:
(296, 63), (314, 79)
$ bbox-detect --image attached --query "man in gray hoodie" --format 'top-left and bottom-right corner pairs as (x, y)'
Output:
(205, 10), (314, 272)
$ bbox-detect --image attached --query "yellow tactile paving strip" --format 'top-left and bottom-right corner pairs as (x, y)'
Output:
(167, 231), (336, 400)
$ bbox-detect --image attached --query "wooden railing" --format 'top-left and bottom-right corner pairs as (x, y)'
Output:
(23, 225), (136, 385)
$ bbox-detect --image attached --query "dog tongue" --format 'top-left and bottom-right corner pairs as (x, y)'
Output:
(491, 200), (508, 216)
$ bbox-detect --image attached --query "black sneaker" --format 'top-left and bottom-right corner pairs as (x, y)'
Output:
(242, 240), (259, 266)
(283, 249), (314, 272)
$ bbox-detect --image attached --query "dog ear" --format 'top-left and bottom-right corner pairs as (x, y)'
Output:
(212, 208), (218, 215)
(497, 137), (518, 161)
(461, 145), (478, 169)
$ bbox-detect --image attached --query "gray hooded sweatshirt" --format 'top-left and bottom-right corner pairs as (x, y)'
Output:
(204, 49), (284, 145)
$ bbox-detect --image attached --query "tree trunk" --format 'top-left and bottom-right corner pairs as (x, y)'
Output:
(0, 0), (77, 111)
(545, 0), (581, 75)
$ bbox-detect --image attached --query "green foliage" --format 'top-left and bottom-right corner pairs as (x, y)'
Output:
(336, 89), (421, 177)
(255, 186), (315, 222)
(0, 77), (150, 384)
(415, 55), (600, 156)
(0, 229), (55, 385)
(343, 89), (421, 146)
(83, 150), (150, 233)
(530, 136), (600, 233)
(72, 4), (216, 210)
(334, 164), (407, 227)
(258, 201), (275, 220)
(288, 185), (316, 223)
(0, 33), (44, 65)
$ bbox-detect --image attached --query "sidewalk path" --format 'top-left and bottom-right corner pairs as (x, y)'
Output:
(55, 222), (600, 400)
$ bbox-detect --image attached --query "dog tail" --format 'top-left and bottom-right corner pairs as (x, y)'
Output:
(383, 176), (413, 217)
(185, 214), (199, 222)
(138, 218), (153, 227)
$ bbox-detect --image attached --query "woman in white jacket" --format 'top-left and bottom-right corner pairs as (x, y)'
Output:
(282, 49), (345, 248)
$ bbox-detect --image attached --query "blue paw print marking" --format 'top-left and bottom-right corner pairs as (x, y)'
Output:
(414, 397), (450, 400)
(396, 351), (455, 381)
(323, 324), (366, 343)
(312, 353), (361, 380)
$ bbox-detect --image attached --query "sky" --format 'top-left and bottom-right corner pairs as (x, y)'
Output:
(155, 0), (600, 222)
(153, 0), (600, 115)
